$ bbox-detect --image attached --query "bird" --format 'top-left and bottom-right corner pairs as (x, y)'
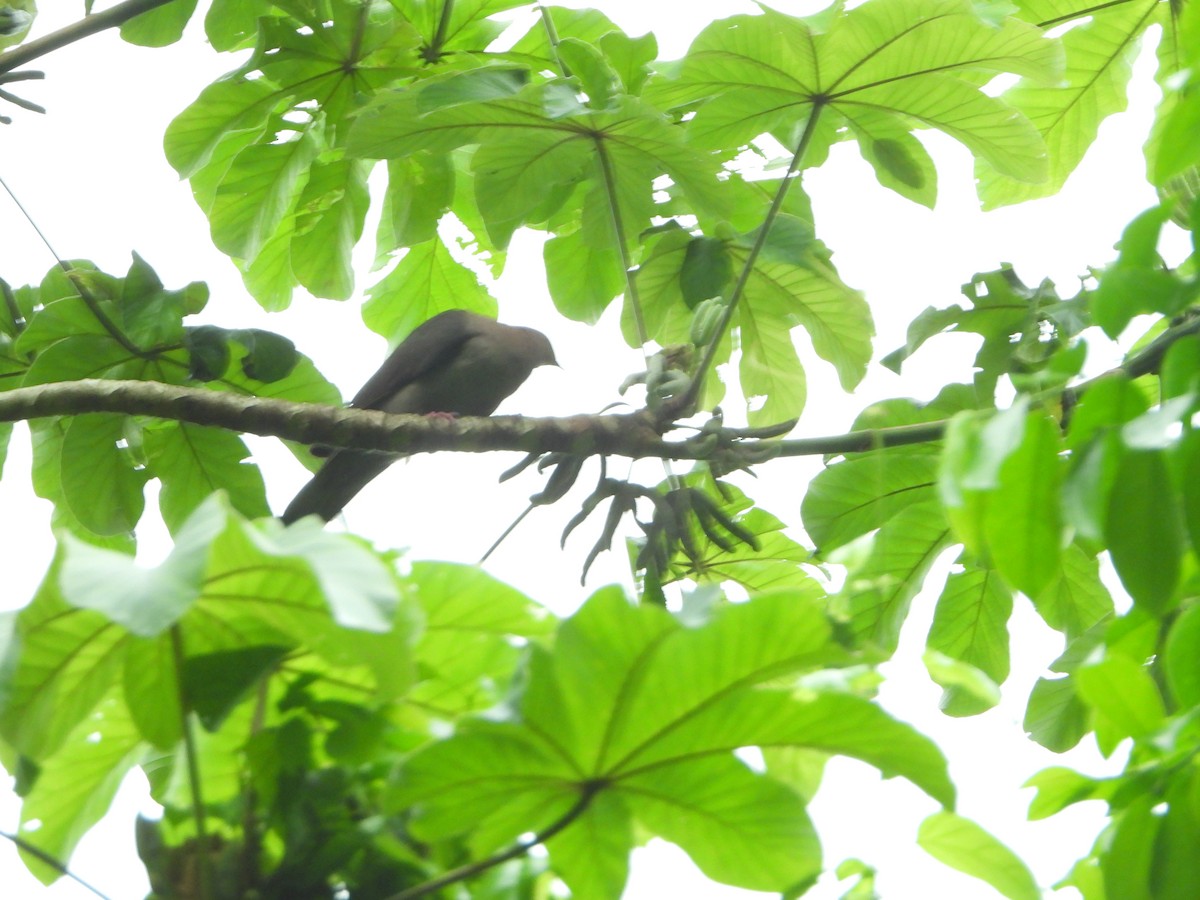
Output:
(281, 309), (556, 525)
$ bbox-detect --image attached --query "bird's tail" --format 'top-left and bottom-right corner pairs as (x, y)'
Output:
(280, 451), (398, 524)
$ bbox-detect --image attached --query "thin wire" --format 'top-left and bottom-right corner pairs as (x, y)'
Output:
(0, 172), (66, 267)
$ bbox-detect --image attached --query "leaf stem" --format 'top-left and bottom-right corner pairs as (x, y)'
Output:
(383, 782), (601, 900)
(675, 100), (827, 418)
(537, 4), (571, 76)
(0, 0), (177, 74)
(593, 136), (649, 348)
(171, 625), (214, 900)
(0, 830), (114, 900)
(346, 0), (372, 66)
(0, 174), (145, 357)
(425, 0), (455, 61)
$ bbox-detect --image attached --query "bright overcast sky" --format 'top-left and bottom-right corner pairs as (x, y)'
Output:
(0, 2), (1180, 898)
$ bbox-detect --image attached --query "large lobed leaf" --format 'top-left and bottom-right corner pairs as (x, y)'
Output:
(390, 588), (954, 897)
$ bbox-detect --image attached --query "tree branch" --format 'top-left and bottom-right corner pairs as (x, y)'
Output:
(0, 313), (1194, 465)
(0, 0), (179, 75)
(0, 378), (943, 461)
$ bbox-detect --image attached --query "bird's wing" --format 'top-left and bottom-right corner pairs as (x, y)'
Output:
(349, 309), (482, 410)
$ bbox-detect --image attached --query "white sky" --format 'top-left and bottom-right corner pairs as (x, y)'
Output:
(0, 2), (1180, 898)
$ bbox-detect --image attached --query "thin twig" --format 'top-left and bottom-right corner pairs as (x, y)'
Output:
(0, 830), (114, 900)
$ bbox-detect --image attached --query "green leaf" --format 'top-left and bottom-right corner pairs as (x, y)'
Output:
(374, 154), (455, 263)
(983, 412), (1063, 596)
(418, 67), (530, 112)
(1025, 766), (1111, 821)
(60, 414), (146, 536)
(183, 324), (230, 381)
(1105, 448), (1184, 615)
(918, 811), (1040, 900)
(680, 236), (733, 307)
(670, 1), (1055, 181)
(59, 496), (225, 637)
(546, 792), (634, 900)
(1153, 768), (1200, 900)
(739, 299), (807, 426)
(1091, 206), (1192, 337)
(1153, 88), (1200, 185)
(504, 5), (624, 71)
(117, 252), (186, 348)
(939, 407), (1014, 561)
(203, 0), (266, 51)
(926, 564), (1012, 711)
(260, 517), (400, 636)
(1028, 545), (1113, 640)
(599, 30), (657, 96)
(22, 333), (132, 386)
(737, 246), (873, 399)
(924, 649), (1002, 717)
(804, 452), (939, 553)
(1161, 335), (1200, 400)
(393, 587), (952, 894)
(1102, 796), (1158, 900)
(473, 129), (591, 250)
(182, 645), (291, 731)
(1177, 426), (1200, 558)
(842, 501), (954, 654)
(621, 755), (821, 892)
(544, 228), (624, 323)
(363, 238), (497, 343)
(979, 3), (1155, 207)
(232, 328), (298, 382)
(290, 157), (371, 300)
(849, 113), (938, 208)
(1076, 656), (1166, 750)
(1165, 603), (1200, 709)
(209, 131), (319, 260)
(0, 555), (128, 759)
(15, 695), (144, 885)
(164, 77), (278, 178)
(408, 560), (553, 717)
(123, 637), (181, 749)
(143, 421), (270, 533)
(401, 0), (525, 56)
(558, 38), (619, 109)
(1024, 676), (1089, 752)
(119, 0), (197, 46)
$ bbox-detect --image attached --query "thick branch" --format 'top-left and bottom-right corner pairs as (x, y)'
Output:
(0, 0), (178, 75)
(0, 378), (937, 461)
(1, 313), (1194, 464)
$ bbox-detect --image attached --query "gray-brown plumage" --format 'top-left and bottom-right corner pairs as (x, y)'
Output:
(281, 310), (556, 524)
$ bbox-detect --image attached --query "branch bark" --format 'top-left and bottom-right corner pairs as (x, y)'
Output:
(0, 0), (179, 75)
(1, 313), (1195, 464)
(0, 378), (941, 462)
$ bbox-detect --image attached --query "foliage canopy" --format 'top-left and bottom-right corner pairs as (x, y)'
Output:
(2, 1), (1200, 898)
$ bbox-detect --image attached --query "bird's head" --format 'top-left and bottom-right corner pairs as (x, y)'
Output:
(519, 326), (558, 369)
